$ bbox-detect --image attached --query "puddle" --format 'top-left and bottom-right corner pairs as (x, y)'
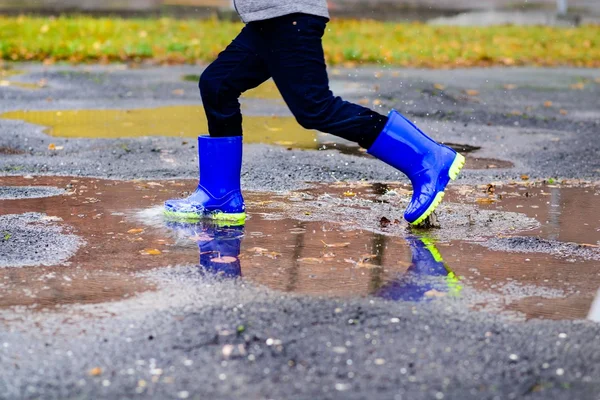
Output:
(0, 100), (513, 169)
(0, 176), (598, 321)
(0, 107), (320, 148)
(1, 106), (313, 144)
(0, 68), (46, 90)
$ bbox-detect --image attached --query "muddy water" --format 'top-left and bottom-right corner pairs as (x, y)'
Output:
(0, 176), (599, 321)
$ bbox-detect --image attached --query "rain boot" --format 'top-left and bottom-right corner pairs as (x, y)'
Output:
(166, 220), (244, 278)
(368, 110), (465, 225)
(376, 236), (461, 301)
(196, 222), (244, 278)
(165, 136), (245, 223)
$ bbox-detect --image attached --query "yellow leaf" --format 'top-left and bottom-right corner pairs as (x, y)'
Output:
(343, 191), (356, 197)
(48, 143), (56, 150)
(476, 197), (496, 204)
(140, 248), (161, 255)
(559, 109), (568, 115)
(89, 367), (103, 376)
(543, 101), (553, 107)
(127, 228), (144, 234)
(433, 83), (446, 90)
(521, 174), (529, 180)
(465, 89), (479, 96)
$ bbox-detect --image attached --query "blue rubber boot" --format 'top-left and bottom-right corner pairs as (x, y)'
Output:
(166, 221), (244, 278)
(165, 136), (245, 223)
(375, 236), (461, 301)
(368, 110), (465, 225)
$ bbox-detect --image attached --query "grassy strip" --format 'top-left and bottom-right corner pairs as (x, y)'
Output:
(1, 16), (599, 67)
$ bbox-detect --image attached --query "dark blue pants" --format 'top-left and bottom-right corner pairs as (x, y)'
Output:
(200, 13), (387, 149)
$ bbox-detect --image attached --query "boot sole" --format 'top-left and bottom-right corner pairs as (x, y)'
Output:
(164, 210), (246, 225)
(411, 153), (466, 226)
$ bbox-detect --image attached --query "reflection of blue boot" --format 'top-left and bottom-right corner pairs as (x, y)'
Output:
(368, 110), (465, 225)
(164, 136), (245, 223)
(376, 236), (461, 301)
(166, 221), (244, 278)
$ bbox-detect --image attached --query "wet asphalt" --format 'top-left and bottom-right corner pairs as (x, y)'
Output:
(1, 64), (600, 399)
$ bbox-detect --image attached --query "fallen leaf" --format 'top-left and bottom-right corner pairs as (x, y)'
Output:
(373, 99), (382, 106)
(570, 82), (585, 90)
(433, 83), (446, 90)
(89, 367), (103, 376)
(521, 174), (529, 180)
(465, 89), (479, 96)
(321, 241), (350, 248)
(476, 197), (496, 204)
(559, 109), (568, 115)
(48, 143), (64, 151)
(503, 84), (517, 90)
(298, 257), (324, 264)
(171, 89), (185, 96)
(343, 191), (356, 197)
(140, 248), (162, 255)
(127, 228), (144, 234)
(543, 101), (553, 108)
(247, 247), (269, 253)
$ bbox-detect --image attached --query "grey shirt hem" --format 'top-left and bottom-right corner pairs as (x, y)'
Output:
(238, 4), (330, 23)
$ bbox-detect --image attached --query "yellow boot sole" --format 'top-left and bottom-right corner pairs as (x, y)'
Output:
(411, 153), (465, 226)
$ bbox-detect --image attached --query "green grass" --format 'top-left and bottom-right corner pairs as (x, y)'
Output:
(1, 16), (599, 67)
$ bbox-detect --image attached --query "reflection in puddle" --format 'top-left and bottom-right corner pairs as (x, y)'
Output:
(167, 220), (460, 302)
(0, 176), (598, 321)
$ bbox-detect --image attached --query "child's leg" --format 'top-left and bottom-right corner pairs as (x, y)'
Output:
(164, 25), (269, 221)
(256, 14), (464, 225)
(254, 14), (387, 149)
(200, 24), (270, 137)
